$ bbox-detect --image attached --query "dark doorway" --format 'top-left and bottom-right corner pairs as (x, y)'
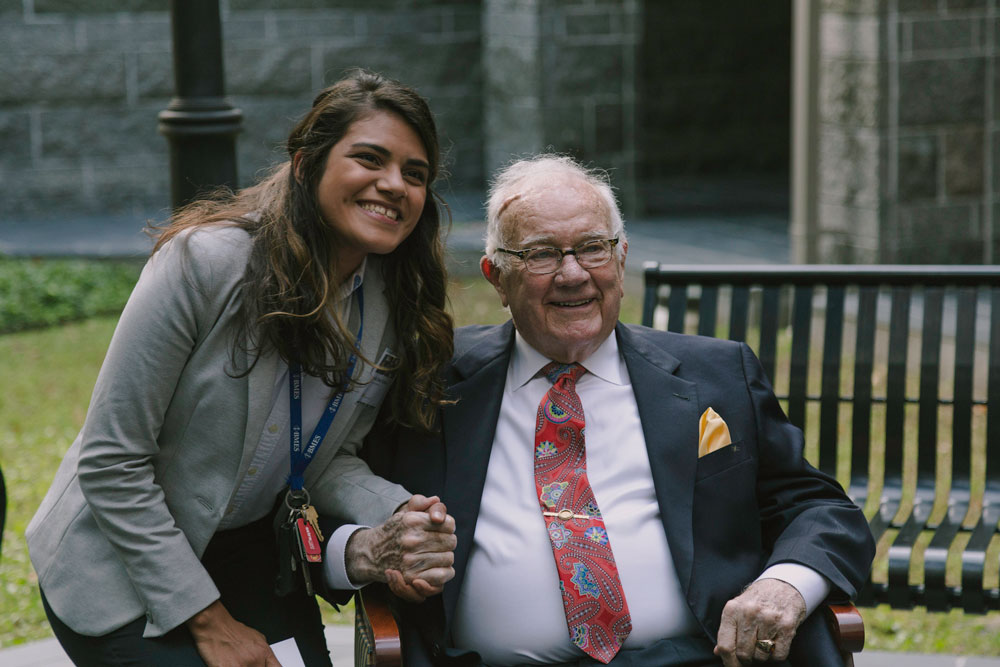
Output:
(638, 0), (792, 219)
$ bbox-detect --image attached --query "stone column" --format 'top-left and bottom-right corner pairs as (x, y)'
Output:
(798, 0), (996, 264)
(482, 0), (641, 216)
(807, 0), (890, 263)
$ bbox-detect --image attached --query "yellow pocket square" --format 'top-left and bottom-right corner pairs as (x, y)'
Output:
(698, 407), (732, 458)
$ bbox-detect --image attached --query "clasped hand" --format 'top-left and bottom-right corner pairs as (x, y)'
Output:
(713, 578), (807, 665)
(346, 494), (457, 602)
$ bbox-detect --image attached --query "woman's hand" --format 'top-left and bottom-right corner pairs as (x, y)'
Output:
(345, 494), (457, 602)
(187, 600), (280, 666)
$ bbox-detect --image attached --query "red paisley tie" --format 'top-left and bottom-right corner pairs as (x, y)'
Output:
(534, 362), (632, 664)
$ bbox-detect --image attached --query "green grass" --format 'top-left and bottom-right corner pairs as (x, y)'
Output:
(0, 317), (121, 645)
(2, 262), (999, 654)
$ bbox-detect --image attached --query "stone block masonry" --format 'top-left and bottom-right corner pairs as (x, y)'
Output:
(0, 0), (647, 223)
(482, 0), (641, 216)
(0, 1), (483, 221)
(7, 0), (987, 264)
(810, 0), (998, 263)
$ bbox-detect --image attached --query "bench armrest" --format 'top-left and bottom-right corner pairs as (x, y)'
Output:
(354, 585), (402, 667)
(824, 603), (865, 666)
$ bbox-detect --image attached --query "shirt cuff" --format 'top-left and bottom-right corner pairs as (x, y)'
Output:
(324, 524), (368, 590)
(756, 563), (831, 617)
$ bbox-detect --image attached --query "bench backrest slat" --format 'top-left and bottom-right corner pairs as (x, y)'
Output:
(952, 288), (977, 492)
(667, 284), (687, 334)
(698, 285), (718, 338)
(729, 286), (750, 342)
(788, 286), (813, 432)
(759, 287), (781, 385)
(851, 286), (878, 501)
(820, 286), (846, 476)
(917, 287), (944, 489)
(988, 288), (1000, 493)
(884, 287), (911, 497)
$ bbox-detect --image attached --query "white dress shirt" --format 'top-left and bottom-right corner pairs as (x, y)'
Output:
(452, 332), (829, 666)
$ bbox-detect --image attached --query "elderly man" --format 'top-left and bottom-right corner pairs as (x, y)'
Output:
(365, 155), (874, 666)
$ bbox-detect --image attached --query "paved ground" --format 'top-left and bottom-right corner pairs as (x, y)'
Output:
(0, 624), (355, 667)
(3, 211), (998, 665)
(4, 625), (1000, 666)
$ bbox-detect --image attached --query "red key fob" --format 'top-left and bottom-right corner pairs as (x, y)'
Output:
(295, 517), (323, 563)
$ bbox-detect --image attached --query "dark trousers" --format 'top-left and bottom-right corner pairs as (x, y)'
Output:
(507, 634), (796, 666)
(42, 509), (332, 667)
(514, 606), (841, 667)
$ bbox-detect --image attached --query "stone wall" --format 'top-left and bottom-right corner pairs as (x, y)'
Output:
(10, 0), (987, 264)
(892, 0), (994, 262)
(814, 0), (996, 263)
(0, 0), (482, 221)
(483, 0), (641, 215)
(539, 0), (641, 214)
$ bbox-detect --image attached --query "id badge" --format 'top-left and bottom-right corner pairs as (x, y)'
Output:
(359, 348), (398, 407)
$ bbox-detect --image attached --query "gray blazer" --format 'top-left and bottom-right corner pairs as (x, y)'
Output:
(27, 226), (410, 637)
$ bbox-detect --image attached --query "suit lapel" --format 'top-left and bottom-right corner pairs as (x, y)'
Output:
(440, 322), (515, 631)
(617, 324), (700, 597)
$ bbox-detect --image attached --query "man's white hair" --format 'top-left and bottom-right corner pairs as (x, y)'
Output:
(484, 154), (626, 270)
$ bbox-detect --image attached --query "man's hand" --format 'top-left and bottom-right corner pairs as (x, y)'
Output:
(714, 578), (807, 665)
(345, 494), (457, 603)
(187, 600), (280, 666)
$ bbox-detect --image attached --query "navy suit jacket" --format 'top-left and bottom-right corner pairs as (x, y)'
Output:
(365, 322), (875, 666)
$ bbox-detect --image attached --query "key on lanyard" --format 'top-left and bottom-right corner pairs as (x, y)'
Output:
(274, 510), (300, 597)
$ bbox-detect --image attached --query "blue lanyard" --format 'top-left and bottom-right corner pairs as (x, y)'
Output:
(288, 279), (364, 492)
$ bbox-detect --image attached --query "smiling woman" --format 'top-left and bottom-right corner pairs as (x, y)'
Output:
(25, 70), (457, 667)
(311, 111), (430, 275)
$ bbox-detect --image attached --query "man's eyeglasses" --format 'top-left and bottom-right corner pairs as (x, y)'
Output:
(496, 238), (620, 275)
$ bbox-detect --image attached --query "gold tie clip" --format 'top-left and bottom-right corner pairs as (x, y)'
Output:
(543, 509), (593, 521)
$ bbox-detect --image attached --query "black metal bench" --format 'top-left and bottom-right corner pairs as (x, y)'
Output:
(641, 263), (1000, 614)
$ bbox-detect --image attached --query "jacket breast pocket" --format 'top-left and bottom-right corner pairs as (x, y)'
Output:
(695, 440), (751, 482)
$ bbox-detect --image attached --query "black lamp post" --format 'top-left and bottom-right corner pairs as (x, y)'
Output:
(158, 0), (243, 210)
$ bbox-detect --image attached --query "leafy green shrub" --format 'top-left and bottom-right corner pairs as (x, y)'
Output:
(0, 258), (143, 333)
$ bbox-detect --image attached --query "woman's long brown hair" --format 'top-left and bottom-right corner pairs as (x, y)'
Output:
(153, 70), (453, 431)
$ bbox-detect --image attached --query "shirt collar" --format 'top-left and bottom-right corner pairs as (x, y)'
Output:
(337, 257), (367, 302)
(327, 257), (367, 322)
(510, 327), (626, 390)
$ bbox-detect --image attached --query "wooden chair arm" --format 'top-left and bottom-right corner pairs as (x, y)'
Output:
(824, 603), (865, 666)
(354, 585), (402, 667)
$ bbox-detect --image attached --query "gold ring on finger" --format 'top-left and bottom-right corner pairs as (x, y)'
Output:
(755, 638), (775, 655)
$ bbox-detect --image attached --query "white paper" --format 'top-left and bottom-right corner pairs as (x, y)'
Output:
(270, 637), (307, 667)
